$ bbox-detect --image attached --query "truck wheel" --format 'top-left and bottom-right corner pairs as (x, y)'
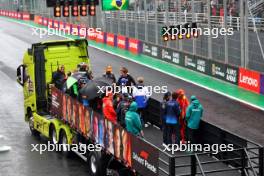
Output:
(59, 130), (72, 157)
(87, 151), (106, 176)
(50, 125), (58, 144)
(29, 116), (39, 136)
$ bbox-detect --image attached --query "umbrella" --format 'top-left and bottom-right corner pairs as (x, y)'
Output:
(79, 77), (112, 100)
(66, 72), (86, 89)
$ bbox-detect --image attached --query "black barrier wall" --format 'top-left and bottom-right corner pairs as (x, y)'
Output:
(141, 41), (239, 85)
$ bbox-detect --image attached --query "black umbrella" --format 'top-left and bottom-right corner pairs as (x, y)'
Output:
(79, 77), (112, 100)
(66, 72), (86, 89)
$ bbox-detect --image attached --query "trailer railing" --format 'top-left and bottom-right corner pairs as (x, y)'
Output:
(144, 98), (264, 176)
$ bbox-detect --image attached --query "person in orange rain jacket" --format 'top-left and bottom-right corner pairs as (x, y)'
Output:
(103, 92), (117, 123)
(177, 89), (189, 143)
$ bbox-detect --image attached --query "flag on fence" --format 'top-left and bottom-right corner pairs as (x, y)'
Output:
(102, 0), (129, 11)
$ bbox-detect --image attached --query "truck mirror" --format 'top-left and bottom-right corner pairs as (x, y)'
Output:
(16, 65), (27, 86)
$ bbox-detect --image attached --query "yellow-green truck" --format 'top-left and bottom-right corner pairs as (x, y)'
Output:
(16, 39), (111, 176)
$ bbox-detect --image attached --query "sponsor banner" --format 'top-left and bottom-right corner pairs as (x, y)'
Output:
(238, 68), (260, 93)
(195, 56), (210, 74)
(37, 16), (43, 25)
(160, 47), (184, 66)
(132, 136), (159, 176)
(53, 20), (59, 29)
(106, 33), (116, 47)
(87, 28), (97, 40)
(43, 18), (48, 26)
(142, 42), (161, 59)
(34, 16), (40, 24)
(210, 61), (239, 85)
(48, 19), (53, 28)
(96, 31), (105, 43)
(18, 13), (22, 19)
(210, 61), (226, 81)
(260, 75), (264, 95)
(14, 12), (17, 18)
(22, 13), (30, 20)
(128, 38), (141, 54)
(116, 35), (127, 50)
(59, 21), (65, 30)
(184, 54), (197, 70)
(50, 88), (63, 119)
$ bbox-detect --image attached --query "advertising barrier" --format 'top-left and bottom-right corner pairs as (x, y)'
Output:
(43, 18), (48, 26)
(87, 28), (97, 40)
(65, 23), (71, 34)
(238, 68), (260, 93)
(96, 31), (105, 43)
(128, 38), (141, 54)
(210, 61), (239, 85)
(160, 47), (184, 66)
(22, 13), (30, 21)
(260, 74), (264, 95)
(106, 33), (116, 47)
(51, 88), (159, 175)
(116, 35), (127, 50)
(142, 42), (161, 59)
(53, 20), (59, 29)
(59, 21), (64, 30)
(48, 18), (53, 28)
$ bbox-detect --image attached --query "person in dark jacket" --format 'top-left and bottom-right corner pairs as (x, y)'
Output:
(116, 93), (132, 128)
(186, 95), (203, 144)
(78, 62), (93, 80)
(116, 67), (136, 94)
(52, 65), (66, 90)
(161, 91), (171, 144)
(164, 92), (181, 144)
(103, 65), (116, 84)
(125, 102), (144, 137)
(132, 77), (150, 127)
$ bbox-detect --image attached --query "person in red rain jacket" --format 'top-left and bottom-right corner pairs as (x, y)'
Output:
(103, 92), (117, 123)
(177, 89), (189, 143)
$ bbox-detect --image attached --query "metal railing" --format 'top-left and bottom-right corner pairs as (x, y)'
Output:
(105, 11), (264, 30)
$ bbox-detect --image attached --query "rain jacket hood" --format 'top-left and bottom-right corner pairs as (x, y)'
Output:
(125, 102), (142, 136)
(186, 96), (203, 129)
(128, 102), (138, 112)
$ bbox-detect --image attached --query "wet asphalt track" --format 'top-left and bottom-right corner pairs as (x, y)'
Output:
(0, 18), (263, 176)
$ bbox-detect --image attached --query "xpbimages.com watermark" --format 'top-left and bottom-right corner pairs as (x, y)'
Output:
(31, 26), (102, 38)
(162, 25), (234, 40)
(97, 85), (168, 96)
(163, 142), (234, 154)
(31, 141), (102, 155)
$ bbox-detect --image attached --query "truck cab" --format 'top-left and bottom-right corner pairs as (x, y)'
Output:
(17, 39), (89, 139)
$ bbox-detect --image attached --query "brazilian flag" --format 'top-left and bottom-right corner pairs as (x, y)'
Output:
(102, 0), (129, 11)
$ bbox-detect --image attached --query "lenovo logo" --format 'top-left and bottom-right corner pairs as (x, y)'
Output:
(239, 74), (258, 87)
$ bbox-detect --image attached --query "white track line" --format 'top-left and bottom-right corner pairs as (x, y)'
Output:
(4, 17), (264, 111)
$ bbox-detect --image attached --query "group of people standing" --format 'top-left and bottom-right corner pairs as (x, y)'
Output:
(52, 63), (204, 145)
(52, 64), (149, 139)
(161, 89), (203, 145)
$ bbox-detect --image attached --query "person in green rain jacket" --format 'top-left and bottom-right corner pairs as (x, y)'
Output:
(125, 102), (144, 137)
(186, 95), (203, 144)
